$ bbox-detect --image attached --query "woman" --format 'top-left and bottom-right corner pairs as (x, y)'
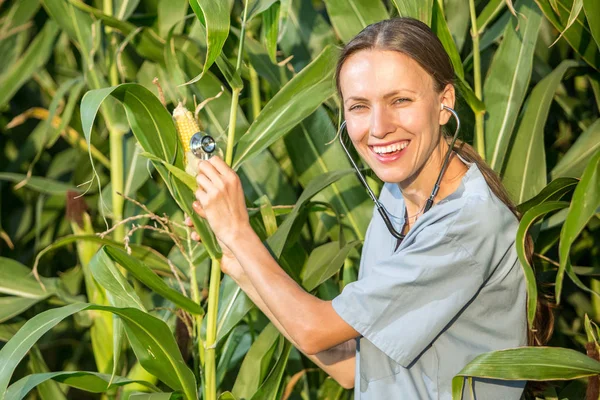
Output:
(186, 18), (551, 399)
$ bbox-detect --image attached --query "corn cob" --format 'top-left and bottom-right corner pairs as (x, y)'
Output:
(173, 102), (200, 176)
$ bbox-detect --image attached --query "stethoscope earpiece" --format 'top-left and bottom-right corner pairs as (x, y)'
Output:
(337, 105), (461, 241)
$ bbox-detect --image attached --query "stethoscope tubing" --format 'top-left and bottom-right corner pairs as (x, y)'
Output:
(337, 105), (461, 240)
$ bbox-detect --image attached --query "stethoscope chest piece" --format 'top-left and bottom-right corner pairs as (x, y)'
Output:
(190, 132), (217, 160)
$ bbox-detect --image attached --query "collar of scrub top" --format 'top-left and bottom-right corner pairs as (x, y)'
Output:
(337, 104), (461, 241)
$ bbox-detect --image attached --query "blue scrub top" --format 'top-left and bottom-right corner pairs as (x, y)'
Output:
(332, 159), (528, 399)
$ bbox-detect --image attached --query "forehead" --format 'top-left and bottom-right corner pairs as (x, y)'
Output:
(339, 50), (433, 99)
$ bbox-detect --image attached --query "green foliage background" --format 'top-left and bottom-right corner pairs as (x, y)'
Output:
(0, 0), (599, 399)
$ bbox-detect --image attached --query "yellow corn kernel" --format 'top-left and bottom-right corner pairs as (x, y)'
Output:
(172, 102), (199, 155)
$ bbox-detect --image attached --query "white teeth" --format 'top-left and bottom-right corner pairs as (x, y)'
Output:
(372, 141), (409, 154)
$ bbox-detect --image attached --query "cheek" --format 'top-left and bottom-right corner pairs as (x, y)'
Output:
(345, 119), (368, 144)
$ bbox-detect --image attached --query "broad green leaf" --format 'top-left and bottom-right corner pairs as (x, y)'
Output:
(535, 0), (600, 70)
(232, 45), (338, 169)
(250, 341), (292, 400)
(557, 149), (600, 302)
(0, 173), (80, 196)
(483, 0), (542, 171)
(431, 1), (465, 79)
(278, 0), (337, 70)
(89, 248), (146, 310)
(391, 0), (434, 25)
(551, 118), (600, 179)
(26, 347), (66, 400)
(323, 0), (389, 43)
(516, 201), (569, 326)
(0, 297), (40, 324)
(476, 0), (506, 34)
(187, 0), (230, 84)
(247, 0), (279, 21)
(267, 169), (355, 259)
(219, 392), (239, 400)
(261, 1), (280, 63)
(216, 326), (251, 387)
(140, 152), (197, 191)
(201, 276), (253, 344)
(232, 324), (280, 399)
(0, 304), (198, 400)
(158, 0), (188, 37)
(103, 246), (204, 315)
(0, 21), (58, 108)
(503, 60), (580, 203)
(114, 0), (140, 20)
(302, 240), (361, 292)
(583, 0), (600, 50)
(33, 235), (179, 278)
(0, 257), (57, 299)
(452, 347), (600, 400)
(129, 393), (178, 399)
(6, 371), (159, 400)
(516, 177), (578, 214)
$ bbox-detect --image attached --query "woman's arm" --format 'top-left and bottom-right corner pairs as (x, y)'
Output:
(226, 259), (356, 389)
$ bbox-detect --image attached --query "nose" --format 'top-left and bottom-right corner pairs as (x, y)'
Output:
(370, 105), (396, 139)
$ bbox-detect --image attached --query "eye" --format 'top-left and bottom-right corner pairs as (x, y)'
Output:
(393, 97), (411, 104)
(349, 104), (367, 111)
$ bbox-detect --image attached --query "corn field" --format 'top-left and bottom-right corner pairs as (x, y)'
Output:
(0, 0), (599, 399)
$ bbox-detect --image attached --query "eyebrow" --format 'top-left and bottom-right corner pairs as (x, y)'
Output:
(344, 89), (417, 104)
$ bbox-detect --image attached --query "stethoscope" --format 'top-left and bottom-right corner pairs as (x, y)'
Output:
(337, 104), (461, 240)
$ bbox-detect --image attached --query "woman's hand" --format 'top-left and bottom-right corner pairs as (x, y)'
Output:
(184, 215), (243, 278)
(192, 156), (250, 246)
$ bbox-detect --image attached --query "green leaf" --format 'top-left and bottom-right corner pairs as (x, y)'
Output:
(0, 257), (57, 299)
(503, 60), (580, 203)
(323, 0), (389, 43)
(431, 1), (464, 79)
(551, 118), (600, 179)
(550, 0), (584, 46)
(391, 0), (434, 25)
(0, 21), (59, 108)
(33, 235), (179, 279)
(114, 0), (140, 20)
(516, 177), (579, 214)
(232, 45), (338, 169)
(158, 0), (188, 37)
(583, 0), (600, 51)
(103, 246), (204, 315)
(140, 152), (197, 191)
(201, 276), (253, 345)
(302, 240), (361, 292)
(452, 346), (600, 399)
(6, 371), (159, 400)
(476, 0), (506, 34)
(232, 324), (280, 399)
(261, 1), (280, 63)
(129, 393), (179, 399)
(557, 149), (600, 302)
(516, 201), (569, 326)
(89, 248), (146, 310)
(535, 0), (600, 70)
(187, 0), (230, 84)
(267, 169), (355, 259)
(0, 297), (40, 324)
(0, 173), (82, 196)
(250, 341), (292, 400)
(483, 0), (543, 171)
(0, 304), (198, 400)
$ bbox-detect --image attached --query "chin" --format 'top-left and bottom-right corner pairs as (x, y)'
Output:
(372, 168), (408, 185)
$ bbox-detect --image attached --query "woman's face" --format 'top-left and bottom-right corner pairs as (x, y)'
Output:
(339, 49), (453, 185)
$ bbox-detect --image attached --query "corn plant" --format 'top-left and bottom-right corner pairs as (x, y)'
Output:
(0, 0), (599, 399)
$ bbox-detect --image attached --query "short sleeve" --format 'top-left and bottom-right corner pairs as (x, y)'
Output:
(331, 197), (510, 368)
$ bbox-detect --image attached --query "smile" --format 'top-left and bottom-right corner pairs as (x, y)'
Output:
(368, 140), (410, 163)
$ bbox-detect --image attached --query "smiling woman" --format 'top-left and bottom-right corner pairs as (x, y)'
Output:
(187, 17), (553, 400)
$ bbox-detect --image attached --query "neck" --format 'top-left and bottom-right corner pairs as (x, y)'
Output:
(398, 139), (466, 219)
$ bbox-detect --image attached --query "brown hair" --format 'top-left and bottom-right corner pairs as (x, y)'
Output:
(335, 16), (554, 388)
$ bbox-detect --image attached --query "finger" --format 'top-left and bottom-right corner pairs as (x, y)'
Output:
(184, 216), (193, 226)
(208, 156), (231, 175)
(192, 200), (207, 218)
(195, 174), (215, 197)
(191, 231), (201, 242)
(198, 160), (225, 188)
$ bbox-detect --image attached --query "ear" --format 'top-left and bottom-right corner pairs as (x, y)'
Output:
(438, 84), (456, 125)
